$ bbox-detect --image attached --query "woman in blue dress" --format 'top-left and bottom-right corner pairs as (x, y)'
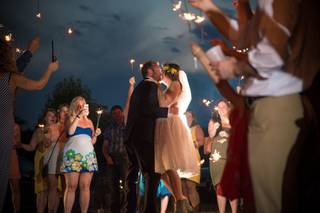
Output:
(60, 96), (101, 213)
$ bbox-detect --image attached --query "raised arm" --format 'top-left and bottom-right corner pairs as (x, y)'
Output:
(16, 37), (40, 72)
(12, 61), (59, 91)
(189, 0), (239, 44)
(123, 76), (135, 124)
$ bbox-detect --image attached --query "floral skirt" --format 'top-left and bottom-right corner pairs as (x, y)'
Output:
(60, 135), (98, 173)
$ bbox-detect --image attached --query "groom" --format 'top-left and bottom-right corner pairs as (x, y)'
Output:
(124, 61), (177, 213)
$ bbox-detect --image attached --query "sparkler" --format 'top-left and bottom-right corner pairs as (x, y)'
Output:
(210, 149), (221, 162)
(198, 159), (205, 166)
(194, 15), (205, 24)
(36, 12), (42, 19)
(139, 64), (143, 70)
(172, 1), (182, 11)
(38, 123), (45, 129)
(67, 27), (73, 35)
(129, 59), (135, 73)
(36, 0), (41, 19)
(4, 33), (12, 42)
(202, 98), (213, 107)
(95, 108), (103, 129)
(16, 48), (21, 54)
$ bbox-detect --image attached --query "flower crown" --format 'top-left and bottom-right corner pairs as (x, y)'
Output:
(163, 65), (178, 75)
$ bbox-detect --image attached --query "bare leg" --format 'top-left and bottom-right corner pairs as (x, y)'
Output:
(185, 179), (200, 209)
(64, 172), (79, 213)
(161, 174), (173, 197)
(37, 190), (48, 213)
(229, 198), (238, 213)
(217, 195), (227, 213)
(9, 179), (20, 213)
(165, 170), (185, 201)
(160, 196), (170, 213)
(48, 174), (58, 213)
(79, 172), (93, 213)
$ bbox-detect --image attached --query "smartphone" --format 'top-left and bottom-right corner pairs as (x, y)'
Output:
(51, 40), (57, 62)
(84, 104), (89, 116)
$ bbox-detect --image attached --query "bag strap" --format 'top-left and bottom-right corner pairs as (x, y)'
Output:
(45, 130), (64, 164)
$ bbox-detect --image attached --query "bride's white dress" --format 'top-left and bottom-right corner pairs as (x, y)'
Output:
(154, 71), (200, 178)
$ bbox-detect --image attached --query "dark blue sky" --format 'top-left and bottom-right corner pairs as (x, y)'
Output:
(1, 0), (239, 129)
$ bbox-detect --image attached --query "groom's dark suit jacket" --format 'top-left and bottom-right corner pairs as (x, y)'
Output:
(125, 79), (168, 146)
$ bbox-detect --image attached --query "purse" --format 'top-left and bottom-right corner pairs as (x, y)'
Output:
(41, 131), (64, 178)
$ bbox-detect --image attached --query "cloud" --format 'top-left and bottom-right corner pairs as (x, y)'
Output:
(75, 20), (98, 29)
(162, 36), (176, 44)
(170, 47), (181, 53)
(112, 14), (121, 22)
(150, 26), (169, 31)
(79, 4), (92, 12)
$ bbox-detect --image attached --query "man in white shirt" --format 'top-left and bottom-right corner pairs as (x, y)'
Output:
(189, 0), (319, 212)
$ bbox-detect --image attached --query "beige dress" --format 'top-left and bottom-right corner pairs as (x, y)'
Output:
(154, 82), (200, 178)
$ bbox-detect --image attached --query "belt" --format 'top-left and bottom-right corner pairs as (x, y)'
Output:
(245, 96), (266, 107)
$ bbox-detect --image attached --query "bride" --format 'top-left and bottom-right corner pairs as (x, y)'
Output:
(154, 63), (200, 212)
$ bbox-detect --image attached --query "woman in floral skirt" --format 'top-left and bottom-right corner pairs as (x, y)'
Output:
(60, 96), (101, 213)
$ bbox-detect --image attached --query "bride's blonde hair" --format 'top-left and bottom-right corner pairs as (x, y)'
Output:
(69, 96), (86, 118)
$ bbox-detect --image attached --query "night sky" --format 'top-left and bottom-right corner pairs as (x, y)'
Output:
(1, 0), (240, 129)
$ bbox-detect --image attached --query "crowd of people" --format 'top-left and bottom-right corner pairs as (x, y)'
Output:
(1, 0), (319, 213)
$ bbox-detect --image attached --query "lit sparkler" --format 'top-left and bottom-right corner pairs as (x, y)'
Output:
(38, 123), (45, 129)
(210, 149), (221, 162)
(4, 33), (12, 42)
(198, 159), (205, 166)
(194, 16), (205, 24)
(95, 108), (103, 129)
(182, 12), (196, 21)
(67, 27), (73, 35)
(36, 12), (42, 19)
(172, 1), (182, 11)
(129, 59), (135, 73)
(202, 98), (213, 107)
(16, 48), (21, 53)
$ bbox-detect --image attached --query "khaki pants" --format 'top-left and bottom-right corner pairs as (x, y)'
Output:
(248, 94), (303, 213)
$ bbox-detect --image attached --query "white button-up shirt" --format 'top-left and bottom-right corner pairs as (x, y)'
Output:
(240, 0), (303, 96)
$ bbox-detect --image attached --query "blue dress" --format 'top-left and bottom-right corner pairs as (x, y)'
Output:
(139, 174), (171, 198)
(60, 127), (98, 173)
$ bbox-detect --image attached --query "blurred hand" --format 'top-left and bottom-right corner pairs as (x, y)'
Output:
(129, 76), (135, 86)
(188, 0), (215, 12)
(210, 57), (239, 80)
(106, 155), (114, 165)
(48, 61), (59, 72)
(27, 36), (40, 54)
(169, 103), (179, 115)
(94, 128), (101, 137)
(210, 39), (229, 54)
(232, 0), (239, 8)
(191, 42), (202, 57)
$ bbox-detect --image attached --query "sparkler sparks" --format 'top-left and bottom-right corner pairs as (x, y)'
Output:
(4, 33), (12, 42)
(210, 149), (221, 162)
(172, 1), (182, 11)
(194, 16), (205, 24)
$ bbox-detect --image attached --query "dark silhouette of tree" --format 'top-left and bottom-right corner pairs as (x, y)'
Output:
(44, 76), (92, 109)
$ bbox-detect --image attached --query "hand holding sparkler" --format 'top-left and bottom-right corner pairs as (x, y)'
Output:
(191, 42), (220, 83)
(28, 36), (40, 54)
(188, 0), (215, 12)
